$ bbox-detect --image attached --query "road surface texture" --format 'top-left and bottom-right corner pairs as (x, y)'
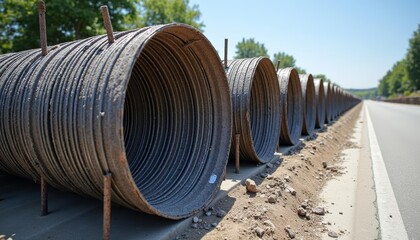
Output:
(366, 100), (420, 239)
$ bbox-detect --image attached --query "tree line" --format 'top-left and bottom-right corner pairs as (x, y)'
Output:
(0, 0), (203, 54)
(234, 38), (332, 83)
(377, 24), (420, 98)
(1, 0), (332, 84)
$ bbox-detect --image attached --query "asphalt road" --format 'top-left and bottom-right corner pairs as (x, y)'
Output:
(365, 100), (420, 239)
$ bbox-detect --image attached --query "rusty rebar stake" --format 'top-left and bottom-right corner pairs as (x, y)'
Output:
(38, 0), (48, 56)
(101, 6), (114, 44)
(103, 172), (112, 240)
(235, 134), (240, 173)
(41, 176), (48, 216)
(224, 38), (228, 70)
(276, 60), (281, 72)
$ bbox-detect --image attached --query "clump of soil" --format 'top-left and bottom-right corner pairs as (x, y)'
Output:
(177, 104), (362, 240)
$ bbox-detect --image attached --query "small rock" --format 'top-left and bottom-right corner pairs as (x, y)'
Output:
(245, 178), (259, 193)
(285, 185), (297, 196)
(216, 209), (226, 218)
(284, 175), (291, 182)
(310, 150), (315, 155)
(263, 220), (276, 230)
(266, 174), (273, 180)
(297, 207), (307, 217)
(211, 222), (218, 227)
(0, 235), (5, 240)
(299, 154), (305, 157)
(328, 231), (339, 238)
(191, 223), (198, 229)
(305, 214), (311, 220)
(284, 225), (296, 239)
(204, 225), (210, 230)
(301, 200), (309, 209)
(266, 163), (274, 169)
(260, 172), (268, 178)
(205, 211), (212, 216)
(339, 212), (343, 215)
(313, 207), (325, 215)
(340, 230), (345, 234)
(322, 161), (328, 168)
(268, 194), (277, 203)
(255, 226), (265, 238)
(193, 217), (199, 223)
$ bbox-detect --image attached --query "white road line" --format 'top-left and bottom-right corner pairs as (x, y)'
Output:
(365, 104), (409, 240)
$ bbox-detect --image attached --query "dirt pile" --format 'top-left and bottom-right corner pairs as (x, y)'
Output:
(177, 103), (362, 240)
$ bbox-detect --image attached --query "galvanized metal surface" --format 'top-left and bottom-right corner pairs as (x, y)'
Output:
(323, 81), (333, 124)
(278, 68), (303, 145)
(299, 74), (316, 135)
(313, 79), (326, 128)
(226, 57), (281, 163)
(0, 23), (232, 219)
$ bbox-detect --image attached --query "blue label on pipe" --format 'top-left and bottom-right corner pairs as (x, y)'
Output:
(209, 174), (217, 184)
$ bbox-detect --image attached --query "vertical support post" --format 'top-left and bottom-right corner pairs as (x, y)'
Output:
(235, 134), (240, 173)
(224, 38), (228, 70)
(41, 176), (48, 216)
(38, 0), (48, 56)
(101, 6), (115, 44)
(103, 172), (112, 240)
(276, 60), (281, 72)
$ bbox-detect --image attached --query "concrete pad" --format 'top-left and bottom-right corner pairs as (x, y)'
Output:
(0, 139), (310, 239)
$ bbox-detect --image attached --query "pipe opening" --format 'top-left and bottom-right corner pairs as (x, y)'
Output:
(123, 30), (226, 215)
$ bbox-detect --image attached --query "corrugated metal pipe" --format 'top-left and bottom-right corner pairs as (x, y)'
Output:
(323, 81), (333, 124)
(226, 57), (281, 163)
(278, 68), (303, 145)
(0, 24), (232, 219)
(299, 74), (316, 135)
(313, 79), (325, 128)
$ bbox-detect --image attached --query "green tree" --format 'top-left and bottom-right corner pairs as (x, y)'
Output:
(234, 38), (268, 59)
(0, 0), (140, 53)
(378, 71), (391, 97)
(272, 52), (295, 68)
(0, 0), (204, 53)
(271, 51), (306, 73)
(407, 24), (420, 91)
(138, 0), (204, 30)
(388, 60), (410, 96)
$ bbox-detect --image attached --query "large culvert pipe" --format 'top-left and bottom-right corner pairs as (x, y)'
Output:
(313, 79), (325, 128)
(278, 68), (303, 145)
(226, 57), (281, 163)
(331, 85), (339, 119)
(323, 82), (333, 124)
(299, 74), (316, 135)
(0, 24), (232, 219)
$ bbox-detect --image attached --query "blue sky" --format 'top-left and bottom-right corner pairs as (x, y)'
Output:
(189, 0), (420, 89)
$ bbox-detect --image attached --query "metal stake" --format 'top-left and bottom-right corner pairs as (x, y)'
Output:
(101, 6), (115, 44)
(38, 0), (48, 56)
(235, 134), (240, 173)
(276, 60), (281, 72)
(103, 172), (112, 240)
(41, 176), (48, 216)
(224, 38), (228, 70)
